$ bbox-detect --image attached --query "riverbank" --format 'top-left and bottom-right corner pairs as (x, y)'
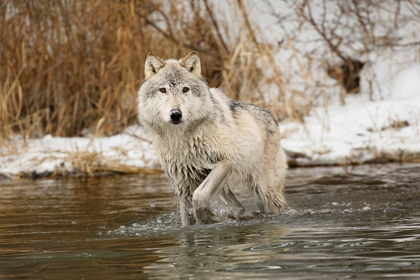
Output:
(1, 94), (420, 179)
(2, 60), (420, 179)
(282, 65), (420, 167)
(0, 126), (160, 179)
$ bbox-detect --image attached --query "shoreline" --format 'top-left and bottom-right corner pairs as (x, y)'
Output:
(2, 64), (420, 180)
(1, 141), (419, 180)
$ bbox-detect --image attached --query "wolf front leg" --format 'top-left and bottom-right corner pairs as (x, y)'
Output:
(179, 196), (196, 226)
(192, 163), (232, 224)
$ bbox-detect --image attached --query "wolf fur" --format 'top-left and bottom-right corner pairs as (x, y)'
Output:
(137, 52), (287, 226)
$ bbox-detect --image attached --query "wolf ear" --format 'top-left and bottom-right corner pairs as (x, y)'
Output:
(180, 52), (201, 76)
(145, 53), (165, 79)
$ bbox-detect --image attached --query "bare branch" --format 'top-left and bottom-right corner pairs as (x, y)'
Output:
(203, 0), (230, 53)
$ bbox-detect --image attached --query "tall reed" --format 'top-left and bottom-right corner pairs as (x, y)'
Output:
(0, 0), (297, 140)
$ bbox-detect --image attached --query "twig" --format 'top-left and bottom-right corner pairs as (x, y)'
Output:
(203, 0), (230, 53)
(135, 10), (219, 57)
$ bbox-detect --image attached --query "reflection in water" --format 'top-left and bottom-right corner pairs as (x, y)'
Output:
(0, 164), (420, 279)
(145, 223), (289, 279)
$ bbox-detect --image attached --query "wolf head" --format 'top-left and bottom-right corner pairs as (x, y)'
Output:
(137, 52), (212, 128)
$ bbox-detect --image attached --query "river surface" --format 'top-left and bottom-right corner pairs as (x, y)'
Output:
(0, 164), (420, 279)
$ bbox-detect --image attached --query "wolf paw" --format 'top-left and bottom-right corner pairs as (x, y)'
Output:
(195, 208), (217, 224)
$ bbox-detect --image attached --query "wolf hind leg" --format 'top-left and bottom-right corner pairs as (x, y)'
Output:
(220, 189), (245, 214)
(254, 184), (285, 214)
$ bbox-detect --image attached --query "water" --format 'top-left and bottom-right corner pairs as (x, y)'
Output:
(0, 164), (420, 279)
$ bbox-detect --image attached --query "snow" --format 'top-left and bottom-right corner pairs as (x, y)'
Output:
(281, 65), (420, 165)
(0, 127), (159, 177)
(1, 2), (420, 178)
(2, 63), (419, 178)
(1, 62), (420, 177)
(258, 1), (420, 166)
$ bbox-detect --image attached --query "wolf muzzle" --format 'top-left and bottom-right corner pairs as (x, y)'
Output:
(169, 109), (182, 124)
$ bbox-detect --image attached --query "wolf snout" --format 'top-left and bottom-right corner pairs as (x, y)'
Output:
(169, 109), (182, 124)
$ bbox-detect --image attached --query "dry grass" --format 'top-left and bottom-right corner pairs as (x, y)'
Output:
(0, 0), (300, 141)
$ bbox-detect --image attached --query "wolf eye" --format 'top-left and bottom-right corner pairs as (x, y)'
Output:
(183, 87), (190, 93)
(159, 88), (166, 93)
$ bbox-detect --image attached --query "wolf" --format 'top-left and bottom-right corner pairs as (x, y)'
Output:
(137, 52), (287, 226)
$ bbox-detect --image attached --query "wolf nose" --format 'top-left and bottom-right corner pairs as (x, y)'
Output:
(170, 109), (182, 121)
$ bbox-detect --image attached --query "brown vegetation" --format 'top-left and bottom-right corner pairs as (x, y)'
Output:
(0, 0), (294, 140)
(1, 0), (419, 142)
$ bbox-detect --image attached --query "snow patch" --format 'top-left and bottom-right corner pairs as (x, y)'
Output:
(0, 126), (159, 177)
(281, 63), (420, 166)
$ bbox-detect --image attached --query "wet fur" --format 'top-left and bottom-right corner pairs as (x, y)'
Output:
(138, 52), (287, 225)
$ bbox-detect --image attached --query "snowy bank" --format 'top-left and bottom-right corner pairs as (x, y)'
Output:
(281, 63), (420, 167)
(2, 63), (420, 178)
(0, 127), (160, 178)
(1, 61), (420, 178)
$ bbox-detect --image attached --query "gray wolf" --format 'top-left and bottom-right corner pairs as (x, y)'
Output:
(137, 52), (287, 226)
